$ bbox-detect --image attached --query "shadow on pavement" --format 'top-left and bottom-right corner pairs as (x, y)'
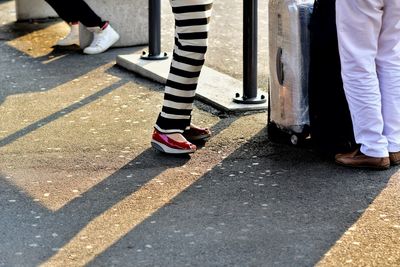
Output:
(0, 117), (238, 266)
(0, 20), (148, 148)
(88, 130), (397, 267)
(0, 79), (126, 148)
(0, 20), (141, 106)
(1, 2), (397, 266)
(0, 148), (190, 266)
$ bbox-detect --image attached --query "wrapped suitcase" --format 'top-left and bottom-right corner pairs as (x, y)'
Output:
(267, 0), (314, 145)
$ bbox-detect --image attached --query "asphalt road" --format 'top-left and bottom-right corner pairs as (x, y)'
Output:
(0, 0), (399, 266)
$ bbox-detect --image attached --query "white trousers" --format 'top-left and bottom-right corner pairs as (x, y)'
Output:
(336, 0), (400, 157)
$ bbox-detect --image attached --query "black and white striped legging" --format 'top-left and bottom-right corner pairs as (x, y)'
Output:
(155, 0), (213, 134)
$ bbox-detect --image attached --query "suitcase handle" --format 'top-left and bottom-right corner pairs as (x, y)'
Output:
(276, 47), (284, 86)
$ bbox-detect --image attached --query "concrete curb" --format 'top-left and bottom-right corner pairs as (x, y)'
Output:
(116, 53), (268, 112)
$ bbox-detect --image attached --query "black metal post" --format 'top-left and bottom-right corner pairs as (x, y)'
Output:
(141, 0), (168, 60)
(233, 0), (266, 104)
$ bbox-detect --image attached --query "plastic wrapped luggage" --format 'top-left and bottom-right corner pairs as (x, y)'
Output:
(267, 0), (314, 145)
(308, 0), (356, 156)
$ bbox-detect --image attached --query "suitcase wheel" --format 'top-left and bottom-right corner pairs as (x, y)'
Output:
(290, 134), (299, 145)
(268, 122), (310, 147)
(289, 132), (310, 146)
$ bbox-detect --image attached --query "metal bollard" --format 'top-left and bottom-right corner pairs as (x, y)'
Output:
(233, 0), (266, 104)
(141, 0), (168, 60)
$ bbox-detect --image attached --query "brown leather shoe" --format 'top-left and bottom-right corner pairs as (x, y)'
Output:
(389, 151), (400, 166)
(335, 149), (390, 170)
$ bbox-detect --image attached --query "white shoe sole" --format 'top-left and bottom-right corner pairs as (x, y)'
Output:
(56, 42), (79, 46)
(151, 140), (195, 154)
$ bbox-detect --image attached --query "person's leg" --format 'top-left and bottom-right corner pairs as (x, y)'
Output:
(46, 0), (104, 46)
(46, 0), (118, 52)
(70, 0), (119, 54)
(46, 0), (108, 27)
(55, 22), (79, 46)
(336, 0), (388, 158)
(377, 0), (400, 160)
(73, 0), (106, 28)
(46, 0), (105, 28)
(83, 21), (120, 54)
(45, 0), (80, 46)
(152, 0), (213, 153)
(45, 0), (79, 24)
(334, 0), (390, 169)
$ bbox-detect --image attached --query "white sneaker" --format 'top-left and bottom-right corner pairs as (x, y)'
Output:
(56, 24), (79, 46)
(83, 24), (120, 55)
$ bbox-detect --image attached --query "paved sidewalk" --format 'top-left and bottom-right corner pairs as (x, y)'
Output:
(1, 0), (399, 266)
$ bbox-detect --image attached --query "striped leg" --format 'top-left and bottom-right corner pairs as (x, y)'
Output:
(155, 0), (213, 134)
